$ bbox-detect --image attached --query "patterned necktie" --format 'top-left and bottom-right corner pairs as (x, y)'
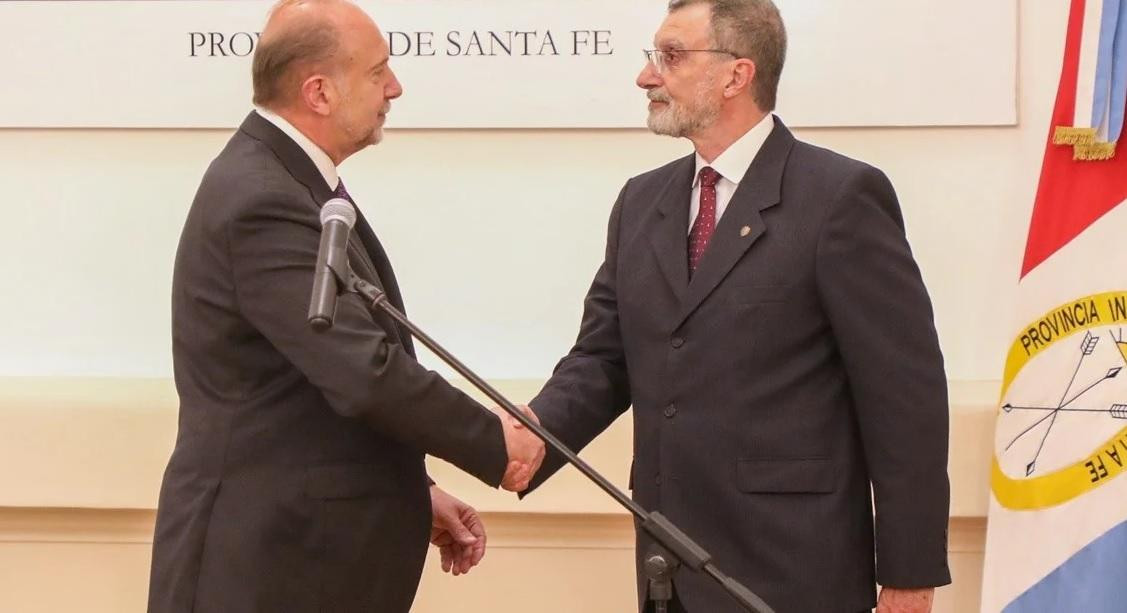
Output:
(689, 166), (721, 276)
(333, 179), (353, 203)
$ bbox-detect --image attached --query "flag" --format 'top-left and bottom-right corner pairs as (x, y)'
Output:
(981, 1), (1127, 611)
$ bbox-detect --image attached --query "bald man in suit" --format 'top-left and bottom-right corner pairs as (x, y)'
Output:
(149, 2), (544, 611)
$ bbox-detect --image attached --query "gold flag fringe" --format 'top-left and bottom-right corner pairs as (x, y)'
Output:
(1053, 126), (1097, 145)
(1073, 141), (1117, 161)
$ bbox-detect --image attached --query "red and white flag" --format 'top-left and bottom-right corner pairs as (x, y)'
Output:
(982, 1), (1127, 611)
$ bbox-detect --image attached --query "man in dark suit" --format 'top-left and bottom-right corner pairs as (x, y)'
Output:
(148, 1), (545, 611)
(522, 1), (951, 612)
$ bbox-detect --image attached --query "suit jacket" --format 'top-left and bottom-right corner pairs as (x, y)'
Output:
(148, 112), (508, 613)
(527, 119), (951, 613)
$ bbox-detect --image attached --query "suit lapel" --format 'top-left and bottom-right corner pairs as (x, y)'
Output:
(646, 154), (696, 300)
(351, 213), (416, 356)
(240, 113), (380, 279)
(238, 112), (414, 354)
(673, 119), (796, 330)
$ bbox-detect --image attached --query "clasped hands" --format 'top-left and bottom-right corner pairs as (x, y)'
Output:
(496, 404), (544, 492)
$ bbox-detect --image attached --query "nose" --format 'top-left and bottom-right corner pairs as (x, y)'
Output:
(637, 61), (662, 91)
(386, 68), (404, 100)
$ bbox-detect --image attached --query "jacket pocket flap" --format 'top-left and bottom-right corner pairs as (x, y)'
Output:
(737, 457), (835, 494)
(304, 464), (391, 499)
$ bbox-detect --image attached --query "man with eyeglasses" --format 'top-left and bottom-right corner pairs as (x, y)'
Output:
(519, 1), (951, 612)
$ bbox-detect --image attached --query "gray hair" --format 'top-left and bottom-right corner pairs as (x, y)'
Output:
(667, 0), (786, 110)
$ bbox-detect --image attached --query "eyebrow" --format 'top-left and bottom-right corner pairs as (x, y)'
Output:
(656, 37), (686, 51)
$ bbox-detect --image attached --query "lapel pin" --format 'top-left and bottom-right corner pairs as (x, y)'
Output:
(740, 225), (752, 237)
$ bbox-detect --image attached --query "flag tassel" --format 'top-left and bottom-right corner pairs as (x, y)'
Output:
(1074, 141), (1118, 160)
(1054, 126), (1099, 145)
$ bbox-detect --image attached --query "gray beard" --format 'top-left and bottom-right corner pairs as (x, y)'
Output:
(647, 104), (717, 137)
(645, 82), (720, 138)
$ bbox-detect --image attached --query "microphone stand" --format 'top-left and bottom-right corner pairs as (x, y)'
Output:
(324, 269), (775, 613)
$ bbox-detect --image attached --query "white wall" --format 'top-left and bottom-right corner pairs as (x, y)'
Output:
(0, 0), (1063, 384)
(0, 0), (1017, 129)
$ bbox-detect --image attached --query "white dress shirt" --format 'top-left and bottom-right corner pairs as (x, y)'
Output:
(254, 106), (340, 191)
(689, 114), (775, 233)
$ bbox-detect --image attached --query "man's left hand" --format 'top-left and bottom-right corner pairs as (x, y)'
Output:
(429, 486), (486, 576)
(876, 587), (934, 613)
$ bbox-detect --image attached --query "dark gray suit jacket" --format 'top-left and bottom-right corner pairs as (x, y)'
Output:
(527, 119), (951, 613)
(148, 112), (508, 613)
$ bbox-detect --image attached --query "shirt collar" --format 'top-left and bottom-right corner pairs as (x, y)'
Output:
(693, 114), (775, 187)
(254, 106), (340, 191)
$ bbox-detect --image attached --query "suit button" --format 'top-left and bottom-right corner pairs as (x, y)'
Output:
(671, 337), (684, 348)
(664, 404), (677, 418)
(655, 474), (663, 485)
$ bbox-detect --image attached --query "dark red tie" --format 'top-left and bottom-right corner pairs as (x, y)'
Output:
(689, 166), (721, 276)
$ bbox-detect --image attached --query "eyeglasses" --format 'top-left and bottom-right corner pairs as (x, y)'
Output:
(642, 48), (738, 73)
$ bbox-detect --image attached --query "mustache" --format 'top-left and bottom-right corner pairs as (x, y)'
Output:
(647, 89), (671, 103)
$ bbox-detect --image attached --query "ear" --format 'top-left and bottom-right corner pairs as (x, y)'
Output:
(299, 73), (335, 117)
(723, 58), (757, 100)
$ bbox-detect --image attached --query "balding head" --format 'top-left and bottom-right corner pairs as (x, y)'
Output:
(250, 0), (402, 164)
(252, 0), (369, 109)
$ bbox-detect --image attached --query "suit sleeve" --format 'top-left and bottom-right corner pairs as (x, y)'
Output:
(524, 183), (634, 493)
(814, 166), (951, 588)
(226, 190), (507, 488)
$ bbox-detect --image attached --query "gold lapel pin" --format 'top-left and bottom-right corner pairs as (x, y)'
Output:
(740, 225), (752, 237)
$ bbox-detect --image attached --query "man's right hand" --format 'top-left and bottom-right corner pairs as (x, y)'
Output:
(496, 405), (545, 492)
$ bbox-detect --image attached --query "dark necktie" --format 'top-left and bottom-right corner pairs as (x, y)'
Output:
(689, 166), (721, 276)
(333, 179), (353, 202)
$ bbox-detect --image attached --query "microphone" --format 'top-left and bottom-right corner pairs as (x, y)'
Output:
(308, 198), (357, 332)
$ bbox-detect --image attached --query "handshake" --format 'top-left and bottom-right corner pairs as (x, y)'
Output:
(495, 404), (546, 492)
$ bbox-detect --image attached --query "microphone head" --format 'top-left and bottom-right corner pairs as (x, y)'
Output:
(309, 315), (333, 333)
(321, 197), (357, 229)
